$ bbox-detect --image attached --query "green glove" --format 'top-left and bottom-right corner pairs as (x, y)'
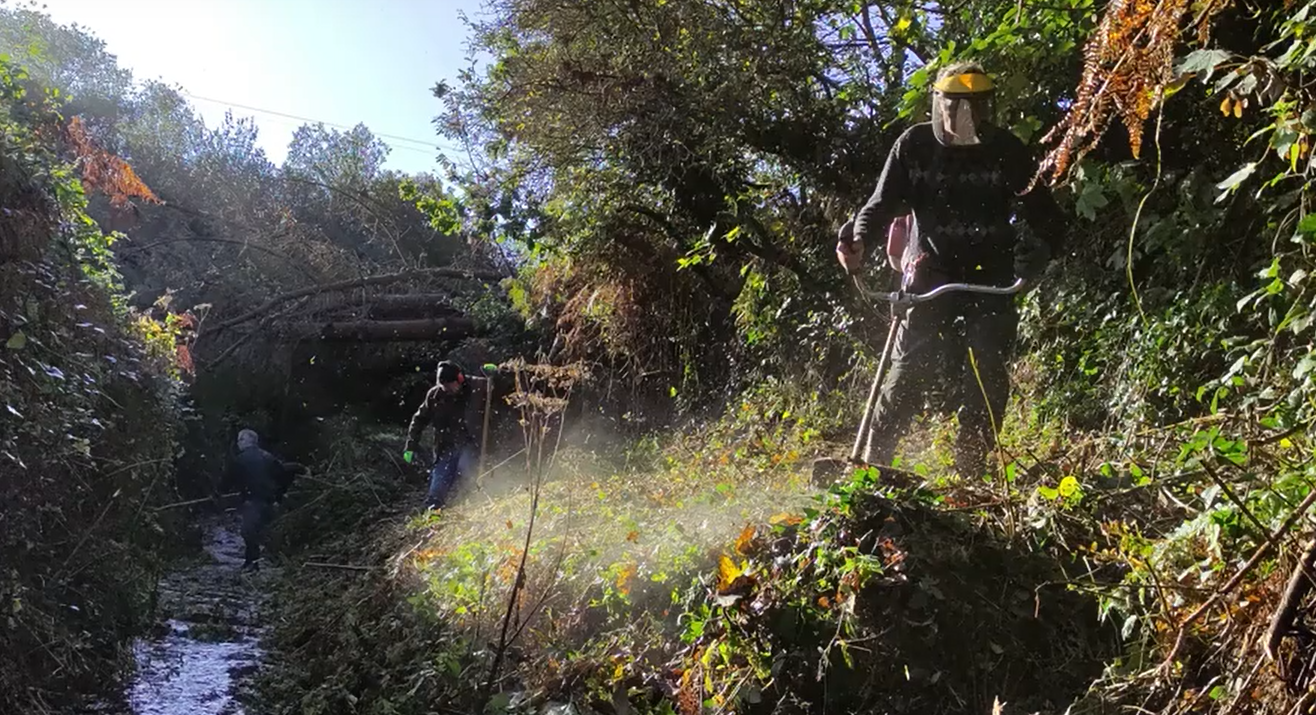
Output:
(403, 450), (415, 464)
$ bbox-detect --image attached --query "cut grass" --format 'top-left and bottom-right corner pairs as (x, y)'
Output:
(396, 376), (1035, 643)
(388, 385), (863, 688)
(403, 435), (816, 639)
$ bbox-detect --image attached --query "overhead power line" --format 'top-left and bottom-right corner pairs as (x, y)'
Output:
(181, 91), (454, 156)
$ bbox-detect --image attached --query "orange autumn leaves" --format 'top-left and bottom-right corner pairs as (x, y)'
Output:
(733, 524), (757, 555)
(615, 562), (637, 596)
(713, 516), (802, 592)
(714, 524), (759, 593)
(600, 514), (811, 603)
(1219, 93), (1246, 118)
(66, 116), (160, 210)
(712, 518), (808, 602)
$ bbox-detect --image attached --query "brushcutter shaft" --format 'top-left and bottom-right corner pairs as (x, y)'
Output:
(841, 275), (1028, 468)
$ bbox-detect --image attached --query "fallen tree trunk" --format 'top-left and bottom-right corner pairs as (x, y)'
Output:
(357, 294), (460, 319)
(286, 317), (477, 342)
(310, 294), (461, 322)
(316, 298), (462, 320)
(364, 305), (461, 320)
(204, 266), (502, 335)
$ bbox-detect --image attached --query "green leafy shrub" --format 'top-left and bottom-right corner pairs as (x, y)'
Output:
(0, 54), (185, 710)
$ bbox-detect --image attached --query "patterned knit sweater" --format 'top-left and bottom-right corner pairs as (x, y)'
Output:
(852, 122), (1066, 285)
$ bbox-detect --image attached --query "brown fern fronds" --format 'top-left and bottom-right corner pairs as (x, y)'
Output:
(1035, 0), (1234, 185)
(677, 662), (703, 715)
(175, 344), (195, 377)
(65, 116), (162, 208)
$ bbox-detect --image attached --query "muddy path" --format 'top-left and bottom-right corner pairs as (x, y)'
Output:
(120, 513), (273, 715)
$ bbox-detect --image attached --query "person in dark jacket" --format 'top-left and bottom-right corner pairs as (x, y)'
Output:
(403, 360), (490, 510)
(221, 429), (305, 571)
(835, 61), (1067, 478)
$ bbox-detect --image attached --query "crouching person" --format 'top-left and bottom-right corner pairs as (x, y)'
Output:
(402, 360), (489, 511)
(221, 429), (306, 571)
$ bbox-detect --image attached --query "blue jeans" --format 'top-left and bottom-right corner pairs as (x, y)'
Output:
(427, 445), (476, 508)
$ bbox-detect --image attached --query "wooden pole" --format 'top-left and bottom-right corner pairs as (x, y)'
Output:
(478, 375), (494, 484)
(154, 493), (239, 511)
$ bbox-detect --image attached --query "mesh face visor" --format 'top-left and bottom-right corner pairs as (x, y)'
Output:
(931, 72), (995, 147)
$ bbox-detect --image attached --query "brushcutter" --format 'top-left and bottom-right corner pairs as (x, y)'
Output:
(810, 272), (1027, 485)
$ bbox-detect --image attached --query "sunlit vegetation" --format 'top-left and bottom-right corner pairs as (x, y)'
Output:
(10, 0), (1316, 713)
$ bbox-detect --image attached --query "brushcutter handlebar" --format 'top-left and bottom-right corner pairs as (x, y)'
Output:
(854, 276), (1027, 306)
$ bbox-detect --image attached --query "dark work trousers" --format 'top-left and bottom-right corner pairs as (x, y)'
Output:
(239, 499), (275, 565)
(863, 289), (1018, 477)
(427, 445), (476, 509)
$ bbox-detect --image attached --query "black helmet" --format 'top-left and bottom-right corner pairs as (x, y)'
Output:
(436, 360), (465, 385)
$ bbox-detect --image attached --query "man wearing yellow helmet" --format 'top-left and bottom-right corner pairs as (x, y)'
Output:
(834, 61), (1067, 478)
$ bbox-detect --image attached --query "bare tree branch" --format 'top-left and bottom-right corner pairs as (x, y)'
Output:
(281, 317), (477, 342)
(203, 266), (502, 336)
(120, 235), (316, 281)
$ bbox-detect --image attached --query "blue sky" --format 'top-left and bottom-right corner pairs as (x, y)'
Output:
(40, 0), (485, 175)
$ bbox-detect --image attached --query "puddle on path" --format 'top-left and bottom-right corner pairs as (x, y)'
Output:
(120, 513), (274, 715)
